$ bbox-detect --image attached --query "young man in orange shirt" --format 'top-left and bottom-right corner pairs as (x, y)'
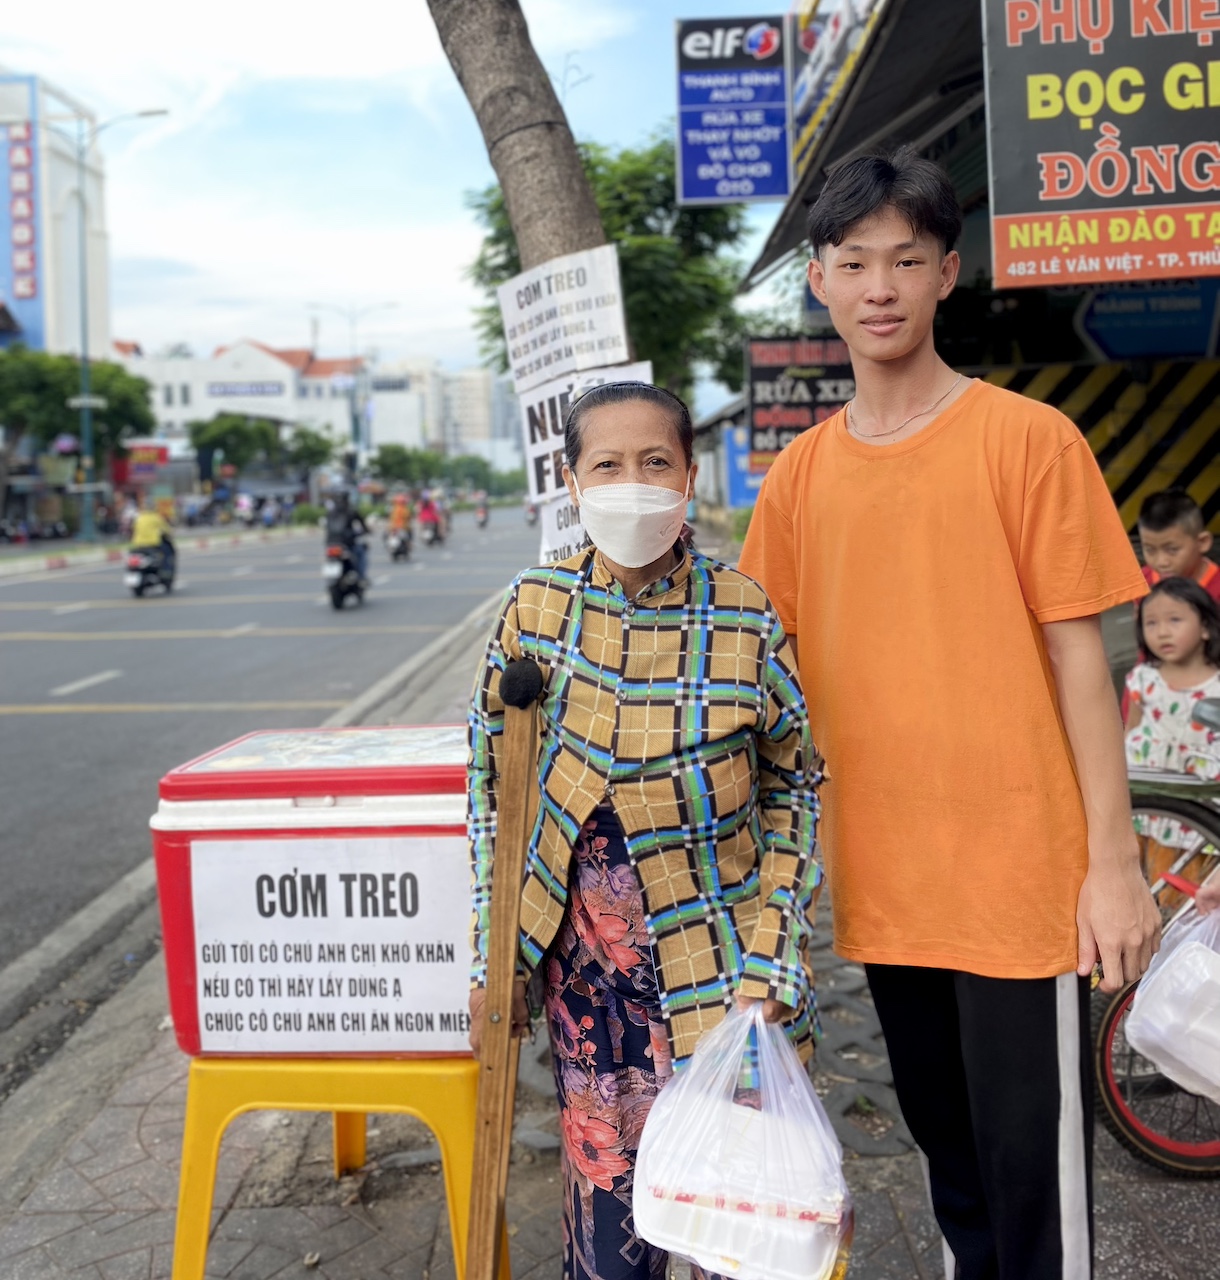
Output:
(738, 149), (1159, 1280)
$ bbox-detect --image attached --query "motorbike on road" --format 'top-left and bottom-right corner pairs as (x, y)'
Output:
(385, 527), (412, 561)
(475, 502), (489, 528)
(323, 540), (366, 609)
(125, 546), (175, 597)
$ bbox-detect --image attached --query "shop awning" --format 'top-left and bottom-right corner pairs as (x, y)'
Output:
(743, 0), (984, 290)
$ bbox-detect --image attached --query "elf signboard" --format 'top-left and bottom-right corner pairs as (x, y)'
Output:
(983, 0), (1220, 286)
(676, 15), (794, 204)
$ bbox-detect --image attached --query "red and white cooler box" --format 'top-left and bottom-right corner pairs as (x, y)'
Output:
(150, 726), (473, 1057)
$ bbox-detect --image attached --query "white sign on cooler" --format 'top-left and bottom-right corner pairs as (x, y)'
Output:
(497, 244), (629, 393)
(191, 835), (471, 1054)
(522, 361), (654, 504)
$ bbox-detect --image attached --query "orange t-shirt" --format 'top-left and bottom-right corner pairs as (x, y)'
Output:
(738, 379), (1147, 978)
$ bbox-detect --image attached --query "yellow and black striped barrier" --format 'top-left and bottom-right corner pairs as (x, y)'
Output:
(984, 362), (1220, 532)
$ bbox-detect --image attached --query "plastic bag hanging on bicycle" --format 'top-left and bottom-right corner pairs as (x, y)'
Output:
(1126, 907), (1220, 1104)
(633, 1003), (852, 1280)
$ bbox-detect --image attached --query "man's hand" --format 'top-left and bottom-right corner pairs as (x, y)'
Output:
(735, 994), (790, 1023)
(1042, 615), (1161, 993)
(1077, 856), (1161, 991)
(468, 980), (530, 1057)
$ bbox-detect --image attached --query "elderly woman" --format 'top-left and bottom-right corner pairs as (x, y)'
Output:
(467, 382), (822, 1280)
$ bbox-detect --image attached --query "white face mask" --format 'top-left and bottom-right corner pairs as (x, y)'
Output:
(574, 478), (689, 569)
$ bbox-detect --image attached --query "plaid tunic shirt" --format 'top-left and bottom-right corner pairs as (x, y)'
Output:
(467, 545), (823, 1064)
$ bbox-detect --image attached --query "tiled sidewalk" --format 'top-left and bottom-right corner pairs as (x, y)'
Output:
(1, 943), (1217, 1279)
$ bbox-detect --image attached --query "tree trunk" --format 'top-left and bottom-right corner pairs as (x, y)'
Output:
(427, 0), (606, 270)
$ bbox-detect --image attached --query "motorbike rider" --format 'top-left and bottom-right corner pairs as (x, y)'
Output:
(325, 491), (370, 584)
(130, 498), (176, 576)
(417, 492), (441, 542)
(388, 490), (412, 536)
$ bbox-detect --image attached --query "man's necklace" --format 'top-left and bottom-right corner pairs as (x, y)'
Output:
(847, 373), (965, 440)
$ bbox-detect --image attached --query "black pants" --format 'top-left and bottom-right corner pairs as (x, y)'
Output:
(866, 965), (1093, 1280)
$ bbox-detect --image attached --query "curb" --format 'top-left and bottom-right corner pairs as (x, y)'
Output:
(0, 861), (157, 1033)
(0, 526), (315, 581)
(322, 586), (506, 728)
(0, 585), (506, 1031)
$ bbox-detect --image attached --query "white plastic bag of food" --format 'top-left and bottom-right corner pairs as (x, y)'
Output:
(634, 1003), (851, 1280)
(1125, 907), (1220, 1104)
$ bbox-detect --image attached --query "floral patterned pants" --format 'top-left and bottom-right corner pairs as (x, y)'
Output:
(543, 807), (712, 1280)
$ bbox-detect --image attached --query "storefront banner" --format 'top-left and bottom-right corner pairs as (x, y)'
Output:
(520, 361), (653, 504)
(497, 244), (629, 393)
(1075, 280), (1220, 358)
(790, 0), (888, 182)
(984, 0), (1220, 287)
(723, 422), (763, 507)
(0, 77), (46, 351)
(746, 335), (854, 473)
(128, 443), (170, 482)
(676, 15), (793, 205)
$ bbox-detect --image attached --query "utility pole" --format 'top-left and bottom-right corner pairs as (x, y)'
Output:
(308, 302), (396, 480)
(62, 108), (167, 540)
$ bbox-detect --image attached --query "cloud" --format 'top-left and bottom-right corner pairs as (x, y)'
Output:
(5, 1), (641, 367)
(3, 1), (637, 129)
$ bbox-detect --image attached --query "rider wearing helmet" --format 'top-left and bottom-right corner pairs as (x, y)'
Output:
(325, 491), (370, 584)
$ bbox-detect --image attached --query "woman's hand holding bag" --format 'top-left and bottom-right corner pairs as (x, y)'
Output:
(1125, 904), (1220, 1103)
(633, 1003), (852, 1280)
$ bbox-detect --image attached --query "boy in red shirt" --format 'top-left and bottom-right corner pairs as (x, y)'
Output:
(1137, 488), (1220, 603)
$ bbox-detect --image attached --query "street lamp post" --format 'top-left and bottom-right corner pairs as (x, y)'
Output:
(65, 108), (167, 541)
(308, 302), (397, 480)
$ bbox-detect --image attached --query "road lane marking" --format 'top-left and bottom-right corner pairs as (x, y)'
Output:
(374, 574), (390, 586)
(224, 621), (259, 638)
(285, 555), (303, 564)
(232, 565), (253, 576)
(0, 625), (443, 641)
(0, 589), (478, 610)
(49, 669), (123, 697)
(0, 700), (349, 715)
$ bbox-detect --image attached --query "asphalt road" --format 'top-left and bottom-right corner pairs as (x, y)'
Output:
(0, 513), (539, 968)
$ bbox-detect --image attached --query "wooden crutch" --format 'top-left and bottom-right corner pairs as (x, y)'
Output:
(466, 657), (544, 1280)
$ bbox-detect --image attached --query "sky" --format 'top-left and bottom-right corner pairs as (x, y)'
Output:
(4, 0), (791, 386)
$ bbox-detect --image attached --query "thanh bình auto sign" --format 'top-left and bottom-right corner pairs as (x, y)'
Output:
(982, 0), (1220, 286)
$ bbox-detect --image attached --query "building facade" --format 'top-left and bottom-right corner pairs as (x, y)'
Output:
(116, 341), (523, 471)
(442, 366), (522, 471)
(117, 341), (360, 458)
(0, 71), (110, 359)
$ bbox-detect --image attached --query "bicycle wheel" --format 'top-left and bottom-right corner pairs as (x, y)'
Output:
(1130, 795), (1220, 917)
(1092, 982), (1220, 1175)
(1089, 795), (1220, 1175)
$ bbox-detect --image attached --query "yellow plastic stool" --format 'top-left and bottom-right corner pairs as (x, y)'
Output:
(172, 1056), (510, 1280)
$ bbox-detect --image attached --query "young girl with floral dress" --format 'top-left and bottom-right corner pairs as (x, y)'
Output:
(1125, 577), (1220, 897)
(1125, 577), (1220, 777)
